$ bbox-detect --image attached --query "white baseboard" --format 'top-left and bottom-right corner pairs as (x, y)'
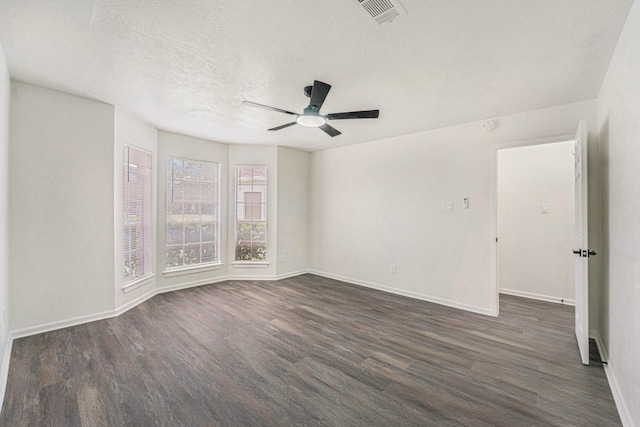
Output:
(115, 288), (157, 316)
(499, 288), (575, 306)
(309, 270), (493, 316)
(276, 269), (310, 280)
(602, 359), (634, 427)
(156, 276), (230, 295)
(11, 308), (118, 340)
(587, 332), (632, 427)
(226, 275), (277, 281)
(10, 271), (311, 340)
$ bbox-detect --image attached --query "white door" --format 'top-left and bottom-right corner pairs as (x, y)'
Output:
(573, 119), (590, 365)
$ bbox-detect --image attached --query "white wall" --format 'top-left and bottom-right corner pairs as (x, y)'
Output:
(114, 108), (158, 308)
(497, 141), (575, 303)
(310, 100), (597, 315)
(227, 145), (278, 278)
(597, 0), (640, 424)
(0, 41), (11, 404)
(156, 131), (229, 290)
(9, 82), (116, 332)
(276, 146), (310, 278)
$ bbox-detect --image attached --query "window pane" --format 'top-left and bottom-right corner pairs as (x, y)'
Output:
(168, 180), (184, 202)
(202, 182), (215, 199)
(201, 243), (215, 263)
(237, 222), (251, 241)
(184, 223), (200, 244)
(236, 241), (252, 261)
(167, 200), (184, 216)
(252, 166), (267, 181)
(252, 223), (266, 242)
(201, 203), (215, 215)
(183, 182), (200, 201)
(197, 162), (216, 181)
(251, 243), (266, 260)
(184, 244), (201, 265)
(237, 185), (253, 199)
(166, 223), (184, 245)
(202, 224), (214, 242)
(172, 159), (186, 180)
(184, 203), (199, 215)
(166, 245), (183, 268)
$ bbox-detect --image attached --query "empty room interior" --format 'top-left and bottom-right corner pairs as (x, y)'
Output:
(0, 0), (639, 425)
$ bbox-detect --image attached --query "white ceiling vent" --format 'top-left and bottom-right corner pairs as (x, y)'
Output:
(352, 0), (407, 27)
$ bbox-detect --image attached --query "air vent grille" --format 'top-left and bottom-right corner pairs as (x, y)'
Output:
(352, 0), (407, 26)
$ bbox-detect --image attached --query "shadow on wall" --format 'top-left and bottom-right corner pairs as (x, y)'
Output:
(598, 115), (610, 357)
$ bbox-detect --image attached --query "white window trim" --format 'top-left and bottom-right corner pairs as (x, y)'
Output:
(163, 262), (225, 278)
(231, 261), (270, 268)
(122, 273), (154, 294)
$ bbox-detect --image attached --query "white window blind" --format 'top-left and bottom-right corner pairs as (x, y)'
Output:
(235, 165), (267, 261)
(124, 145), (153, 283)
(166, 157), (220, 269)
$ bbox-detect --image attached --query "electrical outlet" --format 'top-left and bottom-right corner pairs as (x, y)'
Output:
(391, 265), (397, 274)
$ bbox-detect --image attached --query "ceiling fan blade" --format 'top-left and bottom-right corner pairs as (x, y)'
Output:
(243, 101), (297, 116)
(319, 123), (341, 137)
(309, 80), (331, 110)
(268, 122), (297, 131)
(326, 110), (380, 120)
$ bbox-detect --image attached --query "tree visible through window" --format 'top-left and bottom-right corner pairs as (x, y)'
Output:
(235, 165), (267, 261)
(124, 145), (153, 283)
(166, 157), (220, 269)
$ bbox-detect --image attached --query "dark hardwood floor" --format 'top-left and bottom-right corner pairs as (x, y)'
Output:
(1, 274), (620, 426)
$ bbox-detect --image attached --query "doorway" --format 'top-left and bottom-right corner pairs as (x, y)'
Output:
(489, 135), (576, 316)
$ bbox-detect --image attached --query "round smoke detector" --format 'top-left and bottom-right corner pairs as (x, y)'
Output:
(482, 120), (496, 132)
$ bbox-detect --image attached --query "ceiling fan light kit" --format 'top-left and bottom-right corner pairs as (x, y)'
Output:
(243, 80), (380, 137)
(296, 115), (326, 127)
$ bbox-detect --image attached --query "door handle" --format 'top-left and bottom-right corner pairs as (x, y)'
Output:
(572, 249), (597, 257)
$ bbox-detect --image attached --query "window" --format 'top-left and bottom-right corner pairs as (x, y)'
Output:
(166, 157), (220, 269)
(124, 145), (153, 283)
(235, 165), (267, 261)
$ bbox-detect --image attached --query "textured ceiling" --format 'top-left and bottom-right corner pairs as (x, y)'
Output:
(0, 0), (634, 151)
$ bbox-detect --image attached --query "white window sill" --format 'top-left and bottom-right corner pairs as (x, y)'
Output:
(122, 274), (154, 294)
(163, 262), (224, 278)
(231, 261), (270, 269)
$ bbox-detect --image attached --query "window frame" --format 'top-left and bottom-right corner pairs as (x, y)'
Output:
(164, 156), (221, 272)
(234, 165), (268, 263)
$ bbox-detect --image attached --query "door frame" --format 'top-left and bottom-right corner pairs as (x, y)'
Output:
(489, 134), (575, 317)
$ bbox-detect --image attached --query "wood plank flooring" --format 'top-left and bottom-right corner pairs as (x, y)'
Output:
(0, 274), (620, 426)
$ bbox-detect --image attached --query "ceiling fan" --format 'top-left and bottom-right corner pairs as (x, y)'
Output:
(243, 80), (380, 137)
